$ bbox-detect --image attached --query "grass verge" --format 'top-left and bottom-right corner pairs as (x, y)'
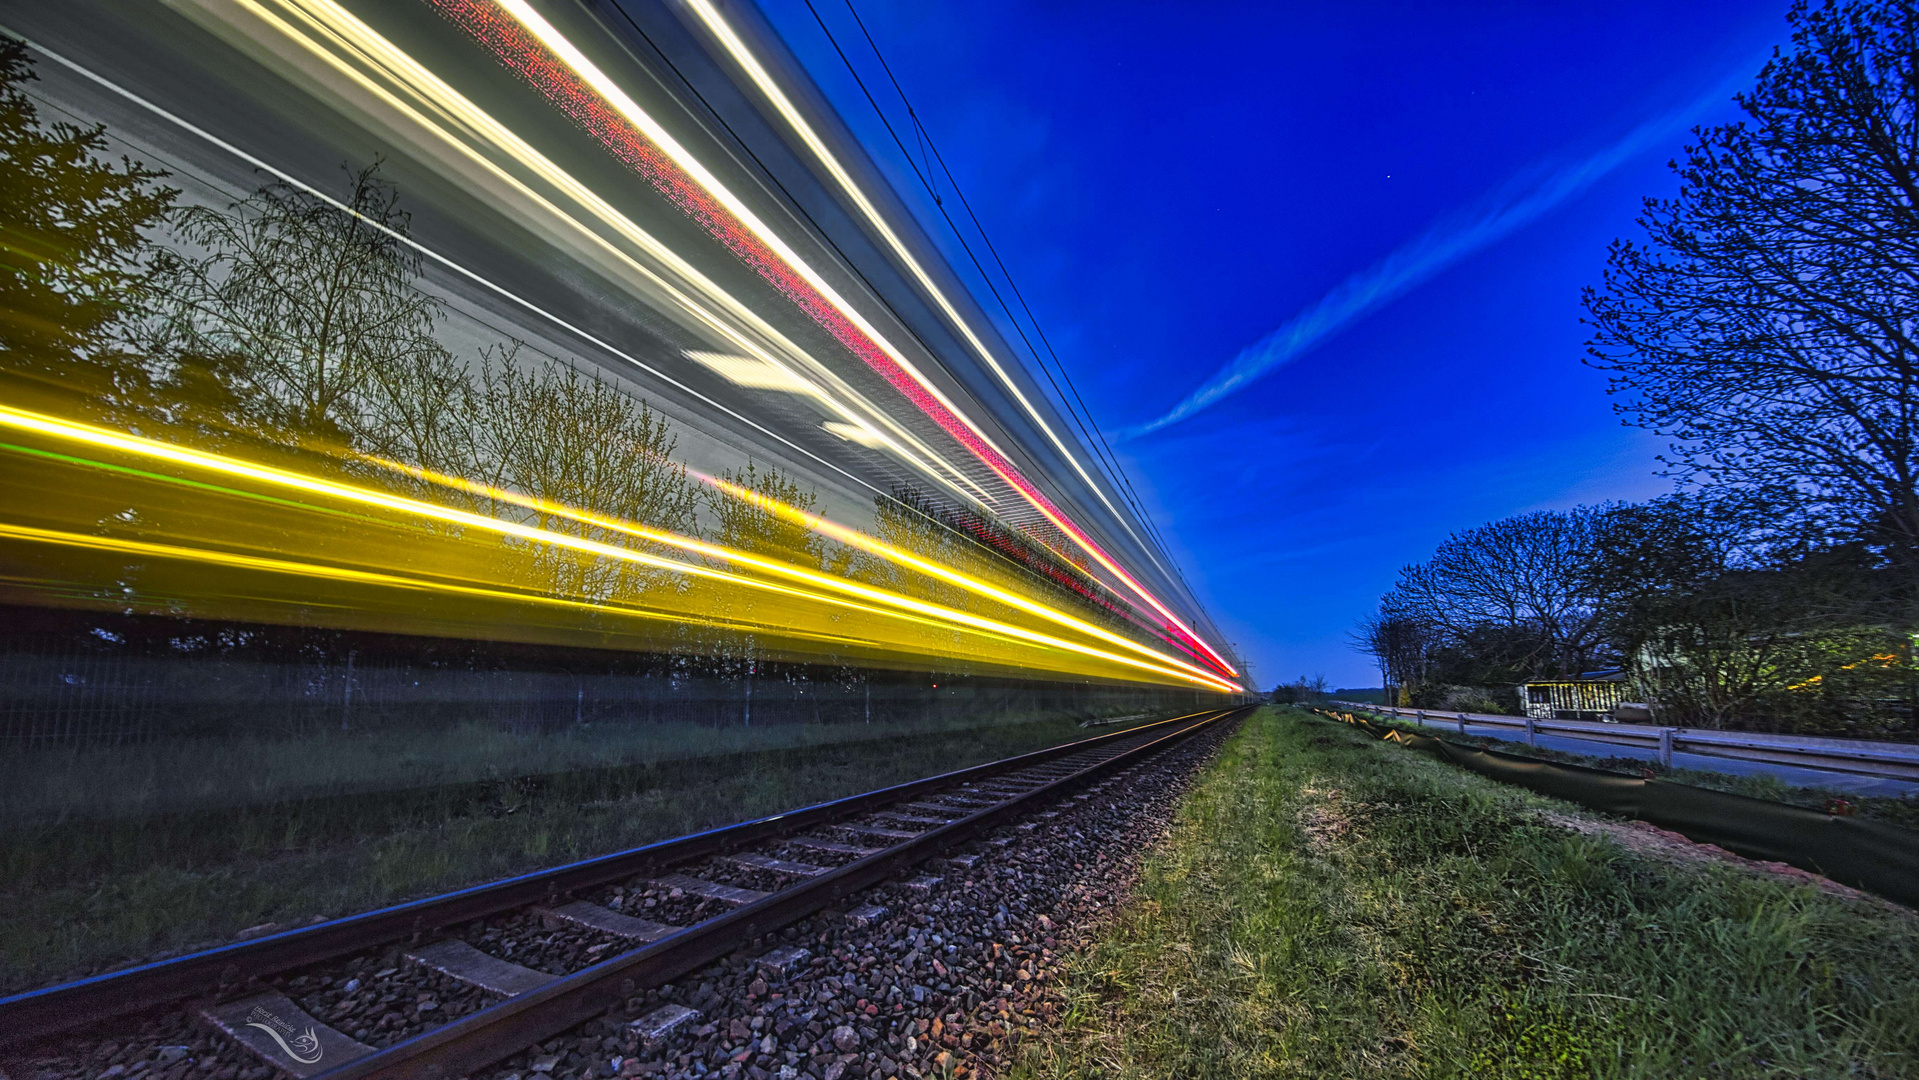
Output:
(0, 712), (1148, 994)
(1013, 707), (1919, 1079)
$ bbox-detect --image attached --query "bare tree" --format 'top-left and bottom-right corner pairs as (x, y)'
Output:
(1584, 0), (1919, 601)
(1351, 608), (1437, 705)
(704, 460), (826, 570)
(1385, 508), (1608, 679)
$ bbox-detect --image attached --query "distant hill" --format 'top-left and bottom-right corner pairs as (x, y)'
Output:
(1333, 687), (1387, 704)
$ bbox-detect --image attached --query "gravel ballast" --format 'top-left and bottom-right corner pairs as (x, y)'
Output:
(470, 717), (1237, 1080)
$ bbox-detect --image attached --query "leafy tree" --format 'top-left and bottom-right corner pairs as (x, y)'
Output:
(1584, 0), (1919, 605)
(1425, 622), (1562, 689)
(472, 353), (699, 600)
(1586, 493), (1905, 730)
(0, 36), (175, 416)
(144, 162), (464, 457)
(1270, 674), (1329, 705)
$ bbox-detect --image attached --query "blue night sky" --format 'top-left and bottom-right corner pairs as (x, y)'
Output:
(757, 0), (1787, 689)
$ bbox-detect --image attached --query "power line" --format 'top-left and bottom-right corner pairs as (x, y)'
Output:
(798, 0), (1113, 511)
(830, 1), (1162, 538)
(827, 0), (1161, 545)
(807, 0), (1207, 604)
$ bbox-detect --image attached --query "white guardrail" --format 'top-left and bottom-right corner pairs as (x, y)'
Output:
(1329, 701), (1919, 782)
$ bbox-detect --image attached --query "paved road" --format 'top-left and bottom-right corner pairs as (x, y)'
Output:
(1397, 717), (1919, 798)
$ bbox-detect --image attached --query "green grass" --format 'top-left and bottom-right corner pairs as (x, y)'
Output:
(1013, 707), (1919, 1079)
(0, 711), (1155, 994)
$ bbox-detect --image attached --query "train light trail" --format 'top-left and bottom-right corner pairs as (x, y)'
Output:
(675, 0), (1239, 677)
(679, 0), (1140, 533)
(199, 0), (996, 511)
(822, 421), (887, 447)
(431, 0), (1238, 679)
(700, 472), (1235, 684)
(0, 404), (1240, 692)
(193, 0), (1231, 676)
(684, 351), (828, 398)
(1, 1), (1245, 690)
(360, 450), (1243, 690)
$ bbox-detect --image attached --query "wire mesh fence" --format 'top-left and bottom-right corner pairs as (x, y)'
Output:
(0, 644), (1209, 749)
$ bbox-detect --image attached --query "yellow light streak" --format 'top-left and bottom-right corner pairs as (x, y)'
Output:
(208, 0), (995, 509)
(0, 405), (1239, 692)
(678, 0), (1149, 551)
(551, 0), (1239, 678)
(701, 473), (1233, 684)
(163, 0), (1235, 681)
(0, 522), (1050, 662)
(356, 450), (1242, 691)
(494, 0), (1025, 472)
(371, 448), (1234, 686)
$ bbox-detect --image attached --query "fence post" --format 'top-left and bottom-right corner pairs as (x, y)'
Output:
(1659, 728), (1674, 769)
(1457, 713), (1468, 736)
(1415, 709), (1425, 728)
(341, 649), (354, 732)
(1525, 715), (1537, 746)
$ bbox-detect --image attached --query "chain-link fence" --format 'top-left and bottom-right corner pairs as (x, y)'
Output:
(0, 645), (1210, 748)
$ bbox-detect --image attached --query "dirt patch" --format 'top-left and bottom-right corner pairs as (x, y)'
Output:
(1297, 781), (1353, 856)
(1539, 810), (1912, 915)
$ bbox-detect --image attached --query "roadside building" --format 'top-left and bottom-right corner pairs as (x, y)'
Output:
(1519, 669), (1628, 722)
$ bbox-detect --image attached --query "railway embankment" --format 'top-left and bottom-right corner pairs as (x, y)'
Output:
(2, 711), (1243, 1080)
(1011, 707), (1919, 1079)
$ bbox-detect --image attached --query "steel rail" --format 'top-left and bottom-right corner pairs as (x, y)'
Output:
(0, 707), (1229, 1047)
(309, 705), (1243, 1080)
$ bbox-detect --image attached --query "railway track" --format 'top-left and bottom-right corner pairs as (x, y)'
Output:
(1, 707), (1244, 1080)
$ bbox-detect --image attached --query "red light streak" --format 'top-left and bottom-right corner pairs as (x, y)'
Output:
(427, 0), (1236, 680)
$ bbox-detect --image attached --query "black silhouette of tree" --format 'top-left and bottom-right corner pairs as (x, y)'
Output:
(1585, 0), (1919, 605)
(1584, 493), (1901, 729)
(1382, 508), (1610, 680)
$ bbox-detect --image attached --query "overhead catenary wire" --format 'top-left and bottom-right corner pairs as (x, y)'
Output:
(659, 0), (1241, 680)
(806, 0), (1144, 533)
(805, 0), (1211, 609)
(829, 0), (1165, 552)
(822, 0), (1202, 608)
(592, 2), (1177, 625)
(598, 0), (1232, 674)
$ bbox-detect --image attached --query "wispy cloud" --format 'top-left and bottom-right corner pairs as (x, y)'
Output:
(1122, 66), (1753, 440)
